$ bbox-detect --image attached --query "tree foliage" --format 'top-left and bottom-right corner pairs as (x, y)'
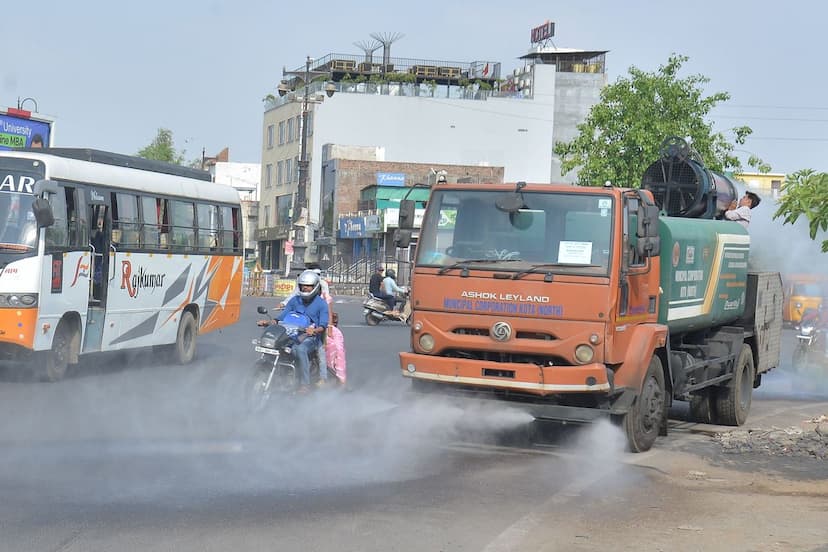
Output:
(773, 169), (828, 252)
(554, 54), (768, 187)
(137, 128), (186, 165)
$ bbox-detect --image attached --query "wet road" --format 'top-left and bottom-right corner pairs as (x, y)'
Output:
(0, 297), (826, 551)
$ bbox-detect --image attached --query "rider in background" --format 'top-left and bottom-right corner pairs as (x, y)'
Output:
(381, 268), (406, 311)
(275, 270), (329, 394)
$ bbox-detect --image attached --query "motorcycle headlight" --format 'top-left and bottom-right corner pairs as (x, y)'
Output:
(800, 325), (815, 336)
(259, 336), (277, 349)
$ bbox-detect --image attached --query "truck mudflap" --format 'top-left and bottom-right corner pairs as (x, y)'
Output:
(400, 352), (614, 395)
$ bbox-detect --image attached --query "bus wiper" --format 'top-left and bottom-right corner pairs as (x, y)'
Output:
(511, 262), (600, 280)
(0, 243), (32, 252)
(437, 258), (522, 275)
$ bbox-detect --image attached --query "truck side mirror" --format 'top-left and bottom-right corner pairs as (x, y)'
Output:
(394, 229), (412, 248)
(398, 199), (416, 230)
(637, 204), (660, 238)
(636, 236), (661, 258)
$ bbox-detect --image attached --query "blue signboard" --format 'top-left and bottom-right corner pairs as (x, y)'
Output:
(0, 113), (52, 151)
(376, 172), (405, 186)
(339, 216), (367, 238)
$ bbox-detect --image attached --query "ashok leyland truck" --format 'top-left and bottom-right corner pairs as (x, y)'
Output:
(397, 139), (782, 451)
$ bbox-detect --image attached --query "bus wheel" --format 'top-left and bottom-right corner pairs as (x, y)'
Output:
(715, 344), (754, 426)
(622, 355), (665, 453)
(174, 311), (198, 365)
(42, 322), (77, 382)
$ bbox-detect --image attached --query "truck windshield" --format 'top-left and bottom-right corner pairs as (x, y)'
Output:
(0, 156), (44, 252)
(416, 189), (614, 276)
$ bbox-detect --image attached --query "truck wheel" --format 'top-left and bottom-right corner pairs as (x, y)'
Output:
(623, 355), (665, 453)
(688, 390), (717, 424)
(715, 344), (754, 426)
(173, 311), (198, 364)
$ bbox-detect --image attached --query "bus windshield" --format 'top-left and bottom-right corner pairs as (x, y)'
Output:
(0, 157), (44, 251)
(415, 189), (614, 276)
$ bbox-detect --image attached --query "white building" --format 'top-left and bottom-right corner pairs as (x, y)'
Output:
(258, 32), (607, 271)
(211, 161), (260, 257)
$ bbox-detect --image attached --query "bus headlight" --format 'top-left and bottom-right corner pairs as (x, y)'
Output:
(574, 344), (594, 364)
(418, 333), (435, 352)
(0, 294), (38, 307)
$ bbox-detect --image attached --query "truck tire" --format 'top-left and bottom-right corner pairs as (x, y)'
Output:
(623, 355), (665, 453)
(715, 344), (754, 426)
(173, 311), (198, 365)
(688, 390), (717, 424)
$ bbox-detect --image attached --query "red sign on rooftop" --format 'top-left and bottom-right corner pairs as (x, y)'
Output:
(531, 21), (555, 44)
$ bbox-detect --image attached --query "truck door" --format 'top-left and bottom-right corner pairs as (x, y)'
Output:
(618, 194), (656, 320)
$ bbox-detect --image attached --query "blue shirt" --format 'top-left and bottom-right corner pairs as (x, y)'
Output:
(277, 294), (329, 329)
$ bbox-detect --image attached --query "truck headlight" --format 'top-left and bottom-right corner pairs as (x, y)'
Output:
(574, 344), (594, 364)
(418, 333), (435, 352)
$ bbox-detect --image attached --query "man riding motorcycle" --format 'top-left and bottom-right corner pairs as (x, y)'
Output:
(260, 270), (329, 394)
(381, 268), (407, 311)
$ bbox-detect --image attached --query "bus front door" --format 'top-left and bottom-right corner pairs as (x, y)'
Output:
(83, 201), (112, 352)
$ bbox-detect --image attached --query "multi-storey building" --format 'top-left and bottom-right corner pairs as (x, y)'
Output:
(259, 30), (607, 272)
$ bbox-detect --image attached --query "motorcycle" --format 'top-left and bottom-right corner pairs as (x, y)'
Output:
(246, 306), (332, 411)
(792, 306), (826, 372)
(363, 290), (411, 326)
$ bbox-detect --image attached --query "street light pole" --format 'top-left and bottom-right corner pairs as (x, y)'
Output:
(291, 56), (312, 274)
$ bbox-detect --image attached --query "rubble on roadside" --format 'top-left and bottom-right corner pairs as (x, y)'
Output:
(714, 415), (828, 460)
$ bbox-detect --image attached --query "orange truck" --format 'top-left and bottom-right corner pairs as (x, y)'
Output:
(782, 274), (827, 327)
(396, 142), (782, 452)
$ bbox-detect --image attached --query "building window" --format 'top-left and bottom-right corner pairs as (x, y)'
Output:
(277, 160), (284, 186)
(267, 124), (274, 149)
(276, 195), (292, 225)
(278, 121), (285, 145)
(265, 163), (272, 188)
(285, 158), (293, 184)
(263, 205), (271, 227)
(287, 118), (294, 143)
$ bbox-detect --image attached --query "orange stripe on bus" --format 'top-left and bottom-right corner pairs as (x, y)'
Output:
(0, 308), (38, 350)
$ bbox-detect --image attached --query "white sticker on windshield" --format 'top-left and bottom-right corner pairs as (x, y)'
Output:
(558, 241), (593, 264)
(600, 209), (608, 217)
(598, 199), (612, 209)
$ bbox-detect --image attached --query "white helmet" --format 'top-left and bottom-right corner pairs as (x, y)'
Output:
(296, 270), (321, 302)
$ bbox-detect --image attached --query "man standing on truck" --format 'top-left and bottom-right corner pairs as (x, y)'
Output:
(724, 191), (761, 229)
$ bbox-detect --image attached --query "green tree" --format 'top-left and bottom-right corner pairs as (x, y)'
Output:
(137, 128), (185, 165)
(554, 54), (767, 187)
(773, 169), (828, 252)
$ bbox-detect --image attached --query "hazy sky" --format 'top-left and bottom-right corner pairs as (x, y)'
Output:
(5, 0), (826, 174)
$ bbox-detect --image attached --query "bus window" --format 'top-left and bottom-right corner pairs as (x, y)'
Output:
(113, 192), (139, 248)
(44, 189), (67, 250)
(170, 200), (195, 250)
(196, 203), (219, 251)
(140, 195), (160, 248)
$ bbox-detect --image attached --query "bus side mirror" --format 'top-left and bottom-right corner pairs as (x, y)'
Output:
(398, 199), (416, 230)
(394, 229), (412, 248)
(32, 197), (55, 228)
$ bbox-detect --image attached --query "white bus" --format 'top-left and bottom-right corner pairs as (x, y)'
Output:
(0, 148), (244, 380)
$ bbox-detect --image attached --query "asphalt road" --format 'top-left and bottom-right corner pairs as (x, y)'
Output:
(0, 296), (826, 551)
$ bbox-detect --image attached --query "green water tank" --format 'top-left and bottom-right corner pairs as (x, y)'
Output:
(657, 217), (750, 333)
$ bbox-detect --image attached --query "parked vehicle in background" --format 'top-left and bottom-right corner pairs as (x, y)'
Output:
(782, 274), (827, 328)
(0, 148), (244, 381)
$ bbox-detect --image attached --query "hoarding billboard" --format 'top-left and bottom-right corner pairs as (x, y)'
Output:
(0, 108), (54, 151)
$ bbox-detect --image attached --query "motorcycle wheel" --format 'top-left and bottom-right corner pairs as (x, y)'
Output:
(792, 345), (808, 374)
(365, 313), (380, 326)
(245, 363), (274, 413)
